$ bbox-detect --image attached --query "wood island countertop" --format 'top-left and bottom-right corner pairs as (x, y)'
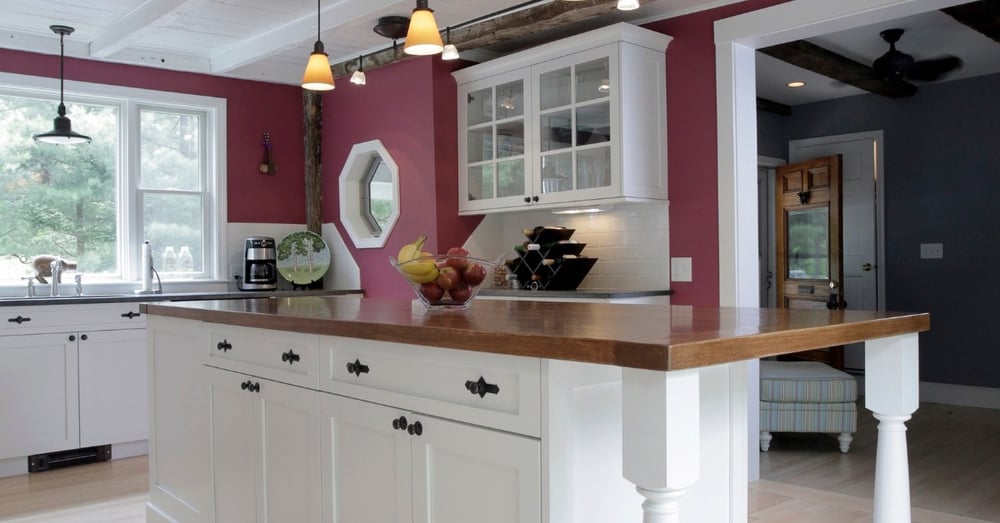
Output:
(142, 296), (929, 371)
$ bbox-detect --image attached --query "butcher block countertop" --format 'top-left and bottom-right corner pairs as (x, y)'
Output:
(142, 296), (929, 371)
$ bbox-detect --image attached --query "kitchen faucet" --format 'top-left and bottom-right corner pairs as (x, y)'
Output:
(50, 259), (63, 296)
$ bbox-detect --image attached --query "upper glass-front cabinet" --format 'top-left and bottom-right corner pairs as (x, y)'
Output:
(455, 23), (672, 215)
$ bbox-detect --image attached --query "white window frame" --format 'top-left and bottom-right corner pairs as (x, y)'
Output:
(0, 71), (227, 286)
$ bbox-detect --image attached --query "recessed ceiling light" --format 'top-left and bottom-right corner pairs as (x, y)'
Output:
(787, 81), (807, 88)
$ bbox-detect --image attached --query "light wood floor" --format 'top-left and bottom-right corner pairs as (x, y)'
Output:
(0, 402), (997, 522)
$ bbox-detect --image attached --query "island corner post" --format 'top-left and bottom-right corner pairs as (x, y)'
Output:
(620, 331), (921, 523)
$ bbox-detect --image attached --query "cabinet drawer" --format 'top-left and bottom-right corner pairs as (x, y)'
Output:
(0, 303), (146, 335)
(207, 325), (319, 388)
(320, 336), (541, 437)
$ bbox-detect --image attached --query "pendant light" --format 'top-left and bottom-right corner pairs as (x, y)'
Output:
(350, 55), (366, 85)
(441, 27), (459, 61)
(33, 25), (91, 145)
(617, 0), (640, 10)
(404, 0), (443, 56)
(301, 0), (335, 91)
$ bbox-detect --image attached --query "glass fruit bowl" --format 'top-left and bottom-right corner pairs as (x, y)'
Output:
(390, 254), (501, 311)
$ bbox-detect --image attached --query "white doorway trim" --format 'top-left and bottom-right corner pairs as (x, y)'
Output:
(713, 0), (968, 309)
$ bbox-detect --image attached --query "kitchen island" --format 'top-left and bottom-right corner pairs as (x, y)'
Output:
(143, 296), (928, 523)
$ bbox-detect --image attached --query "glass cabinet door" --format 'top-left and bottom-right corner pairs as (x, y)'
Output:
(536, 54), (612, 198)
(463, 76), (527, 206)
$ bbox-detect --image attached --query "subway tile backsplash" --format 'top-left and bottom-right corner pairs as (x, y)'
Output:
(465, 203), (670, 290)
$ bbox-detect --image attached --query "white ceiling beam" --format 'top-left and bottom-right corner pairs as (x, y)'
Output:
(209, 0), (400, 73)
(89, 0), (191, 58)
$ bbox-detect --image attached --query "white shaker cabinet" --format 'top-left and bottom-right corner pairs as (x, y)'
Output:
(79, 328), (149, 447)
(455, 23), (671, 214)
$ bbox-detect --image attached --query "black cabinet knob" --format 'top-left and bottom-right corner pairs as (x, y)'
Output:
(281, 350), (300, 364)
(81, 334), (88, 341)
(465, 376), (500, 398)
(69, 334), (76, 342)
(240, 380), (259, 393)
(7, 315), (31, 324)
(392, 415), (408, 431)
(523, 197), (531, 203)
(532, 195), (539, 202)
(216, 340), (232, 352)
(407, 421), (423, 436)
(121, 311), (141, 319)
(241, 380), (249, 390)
(346, 359), (370, 377)
(250, 381), (260, 393)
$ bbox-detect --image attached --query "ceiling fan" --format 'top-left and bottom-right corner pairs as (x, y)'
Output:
(872, 28), (963, 83)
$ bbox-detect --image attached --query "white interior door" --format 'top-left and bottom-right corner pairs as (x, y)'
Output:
(790, 131), (884, 371)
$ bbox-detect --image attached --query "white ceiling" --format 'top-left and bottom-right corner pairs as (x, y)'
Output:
(756, 9), (1000, 106)
(0, 0), (727, 86)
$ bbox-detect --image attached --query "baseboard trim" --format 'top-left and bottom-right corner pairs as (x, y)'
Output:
(856, 375), (1000, 409)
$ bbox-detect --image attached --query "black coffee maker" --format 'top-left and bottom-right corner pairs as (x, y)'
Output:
(240, 237), (277, 290)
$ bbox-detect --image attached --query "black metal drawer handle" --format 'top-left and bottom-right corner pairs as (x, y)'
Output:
(465, 376), (500, 398)
(240, 380), (260, 393)
(121, 311), (141, 319)
(7, 315), (31, 324)
(281, 350), (301, 364)
(346, 359), (369, 377)
(216, 340), (232, 352)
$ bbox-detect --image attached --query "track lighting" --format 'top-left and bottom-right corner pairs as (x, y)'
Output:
(442, 27), (459, 60)
(351, 55), (367, 85)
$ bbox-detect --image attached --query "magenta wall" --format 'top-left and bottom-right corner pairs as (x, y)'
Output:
(324, 57), (482, 298)
(0, 48), (306, 224)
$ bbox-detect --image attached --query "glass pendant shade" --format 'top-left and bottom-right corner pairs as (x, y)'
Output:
(404, 1), (443, 56)
(617, 0), (640, 10)
(302, 0), (335, 91)
(441, 43), (459, 60)
(33, 25), (91, 145)
(350, 70), (366, 85)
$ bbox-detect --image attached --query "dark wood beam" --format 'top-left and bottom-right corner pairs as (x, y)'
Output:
(941, 0), (1000, 45)
(756, 97), (791, 116)
(759, 40), (917, 99)
(303, 91), (322, 236)
(331, 0), (638, 78)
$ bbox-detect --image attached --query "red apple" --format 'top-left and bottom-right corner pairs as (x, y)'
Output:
(462, 263), (487, 286)
(420, 282), (445, 301)
(446, 246), (471, 270)
(436, 266), (461, 290)
(449, 282), (473, 303)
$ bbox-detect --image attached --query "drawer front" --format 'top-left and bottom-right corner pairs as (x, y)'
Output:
(320, 336), (541, 437)
(207, 325), (319, 388)
(0, 303), (147, 334)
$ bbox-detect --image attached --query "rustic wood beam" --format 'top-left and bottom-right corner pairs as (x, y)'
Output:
(756, 97), (791, 116)
(303, 91), (322, 236)
(331, 0), (636, 78)
(941, 0), (1000, 45)
(759, 40), (917, 99)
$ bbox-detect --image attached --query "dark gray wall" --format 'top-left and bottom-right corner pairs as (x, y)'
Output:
(757, 109), (788, 159)
(760, 72), (1000, 388)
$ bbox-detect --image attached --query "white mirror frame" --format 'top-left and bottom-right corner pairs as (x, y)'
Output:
(338, 139), (400, 249)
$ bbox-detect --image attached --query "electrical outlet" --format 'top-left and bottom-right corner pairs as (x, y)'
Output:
(919, 243), (943, 259)
(670, 257), (693, 282)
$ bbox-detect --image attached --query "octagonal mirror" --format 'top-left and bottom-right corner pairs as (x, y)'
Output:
(339, 140), (399, 248)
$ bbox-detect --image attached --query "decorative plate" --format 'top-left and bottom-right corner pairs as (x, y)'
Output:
(277, 230), (330, 285)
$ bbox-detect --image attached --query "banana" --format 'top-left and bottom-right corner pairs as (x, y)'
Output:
(397, 234), (427, 263)
(397, 235), (438, 283)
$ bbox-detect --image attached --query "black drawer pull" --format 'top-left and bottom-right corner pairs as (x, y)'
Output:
(216, 340), (232, 352)
(240, 380), (260, 393)
(407, 421), (423, 436)
(346, 359), (369, 377)
(392, 415), (408, 431)
(465, 376), (500, 398)
(121, 311), (141, 319)
(7, 315), (31, 324)
(281, 350), (301, 364)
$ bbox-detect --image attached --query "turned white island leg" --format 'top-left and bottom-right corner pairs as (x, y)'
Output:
(865, 333), (920, 523)
(622, 368), (700, 522)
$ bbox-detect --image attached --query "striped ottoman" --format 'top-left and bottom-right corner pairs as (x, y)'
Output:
(759, 360), (858, 453)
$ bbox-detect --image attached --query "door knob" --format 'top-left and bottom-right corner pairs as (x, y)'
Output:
(861, 263), (873, 272)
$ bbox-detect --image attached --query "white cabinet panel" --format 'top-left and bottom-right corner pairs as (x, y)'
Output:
(79, 328), (148, 446)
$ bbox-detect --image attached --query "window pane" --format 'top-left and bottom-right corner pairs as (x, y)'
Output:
(786, 207), (829, 280)
(576, 146), (611, 190)
(140, 109), (201, 191)
(496, 159), (525, 198)
(539, 67), (571, 110)
(466, 165), (494, 201)
(0, 94), (118, 281)
(144, 193), (203, 277)
(495, 80), (523, 120)
(576, 58), (610, 103)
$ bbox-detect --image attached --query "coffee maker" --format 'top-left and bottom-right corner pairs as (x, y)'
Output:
(240, 236), (277, 290)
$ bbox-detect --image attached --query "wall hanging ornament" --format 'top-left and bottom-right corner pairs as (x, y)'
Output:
(260, 132), (276, 174)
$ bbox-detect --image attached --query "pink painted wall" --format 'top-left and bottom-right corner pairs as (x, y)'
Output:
(0, 48), (306, 224)
(324, 57), (482, 298)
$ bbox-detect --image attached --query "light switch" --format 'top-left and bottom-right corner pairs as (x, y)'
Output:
(671, 257), (693, 282)
(920, 243), (943, 259)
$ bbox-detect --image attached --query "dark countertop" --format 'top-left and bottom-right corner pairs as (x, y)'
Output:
(478, 288), (672, 300)
(143, 296), (928, 371)
(0, 289), (363, 307)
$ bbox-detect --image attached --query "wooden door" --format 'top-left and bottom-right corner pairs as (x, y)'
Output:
(775, 155), (845, 368)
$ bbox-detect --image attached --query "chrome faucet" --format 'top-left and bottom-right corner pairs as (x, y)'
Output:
(22, 277), (35, 298)
(74, 274), (83, 296)
(50, 259), (63, 296)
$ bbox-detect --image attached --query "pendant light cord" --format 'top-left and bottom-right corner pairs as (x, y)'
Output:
(58, 30), (66, 116)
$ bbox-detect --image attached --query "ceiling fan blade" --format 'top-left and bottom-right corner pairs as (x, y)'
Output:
(906, 56), (963, 82)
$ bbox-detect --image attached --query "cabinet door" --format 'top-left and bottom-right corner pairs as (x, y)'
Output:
(79, 328), (148, 447)
(207, 367), (260, 523)
(321, 394), (411, 523)
(458, 68), (532, 213)
(259, 377), (321, 523)
(412, 415), (541, 523)
(0, 333), (79, 459)
(533, 45), (621, 205)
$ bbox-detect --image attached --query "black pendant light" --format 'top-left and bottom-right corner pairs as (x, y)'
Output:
(33, 25), (91, 145)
